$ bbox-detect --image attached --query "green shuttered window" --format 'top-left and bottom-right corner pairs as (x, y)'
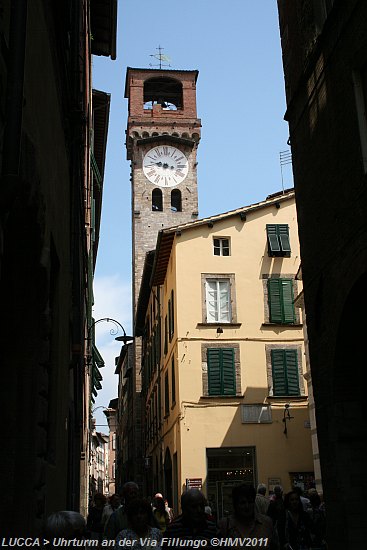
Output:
(169, 289), (174, 341)
(268, 278), (295, 324)
(207, 348), (236, 396)
(164, 371), (170, 416)
(271, 349), (300, 396)
(266, 224), (291, 256)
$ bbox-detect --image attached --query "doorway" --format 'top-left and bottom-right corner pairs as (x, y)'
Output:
(206, 447), (256, 519)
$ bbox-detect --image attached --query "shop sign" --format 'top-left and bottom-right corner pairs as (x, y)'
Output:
(186, 478), (202, 490)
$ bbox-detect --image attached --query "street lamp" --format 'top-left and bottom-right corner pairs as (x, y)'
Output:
(87, 317), (134, 345)
(282, 403), (294, 437)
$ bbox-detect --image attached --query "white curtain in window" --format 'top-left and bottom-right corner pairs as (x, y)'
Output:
(206, 279), (230, 322)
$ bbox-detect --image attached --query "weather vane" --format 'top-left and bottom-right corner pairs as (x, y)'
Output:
(149, 45), (171, 69)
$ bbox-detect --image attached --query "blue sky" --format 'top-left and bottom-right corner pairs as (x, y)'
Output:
(91, 0), (292, 430)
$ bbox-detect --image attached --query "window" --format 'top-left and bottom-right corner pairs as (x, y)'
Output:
(213, 238), (230, 256)
(241, 404), (272, 423)
(168, 289), (174, 341)
(207, 348), (236, 396)
(266, 224), (291, 257)
(152, 188), (163, 211)
(164, 371), (170, 416)
(171, 356), (176, 405)
(164, 315), (168, 354)
(171, 189), (182, 212)
(206, 279), (231, 323)
(268, 278), (295, 324)
(271, 349), (300, 396)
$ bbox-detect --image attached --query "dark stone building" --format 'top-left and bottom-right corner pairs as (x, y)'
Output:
(0, 0), (116, 535)
(277, 1), (367, 547)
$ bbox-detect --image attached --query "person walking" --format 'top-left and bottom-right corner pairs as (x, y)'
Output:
(115, 498), (162, 550)
(217, 484), (279, 549)
(101, 493), (121, 529)
(162, 489), (217, 547)
(255, 483), (270, 516)
(277, 490), (313, 550)
(152, 495), (170, 533)
(267, 485), (285, 526)
(104, 481), (139, 539)
(307, 489), (327, 549)
(87, 493), (106, 542)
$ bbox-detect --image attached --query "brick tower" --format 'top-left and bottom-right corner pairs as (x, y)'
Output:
(124, 67), (201, 484)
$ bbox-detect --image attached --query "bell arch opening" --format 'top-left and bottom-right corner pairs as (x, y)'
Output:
(152, 188), (163, 211)
(171, 189), (182, 212)
(144, 77), (183, 111)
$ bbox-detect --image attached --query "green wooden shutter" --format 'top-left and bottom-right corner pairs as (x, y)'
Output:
(278, 224), (291, 253)
(281, 279), (295, 323)
(268, 279), (283, 323)
(208, 348), (235, 395)
(168, 298), (172, 341)
(267, 224), (281, 254)
(165, 372), (169, 415)
(221, 348), (236, 395)
(285, 350), (300, 395)
(207, 349), (222, 395)
(164, 315), (168, 354)
(271, 349), (287, 395)
(268, 279), (295, 324)
(170, 289), (175, 338)
(271, 349), (300, 395)
(171, 356), (176, 404)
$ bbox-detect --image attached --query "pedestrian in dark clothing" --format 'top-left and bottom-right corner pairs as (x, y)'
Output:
(44, 511), (87, 539)
(278, 490), (313, 550)
(162, 489), (217, 548)
(267, 485), (285, 525)
(217, 484), (279, 549)
(115, 498), (162, 550)
(307, 489), (327, 549)
(104, 481), (139, 539)
(87, 493), (106, 542)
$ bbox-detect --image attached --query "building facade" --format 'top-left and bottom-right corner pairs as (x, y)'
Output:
(124, 67), (201, 486)
(135, 190), (313, 516)
(0, 0), (116, 534)
(104, 400), (118, 496)
(277, 1), (367, 546)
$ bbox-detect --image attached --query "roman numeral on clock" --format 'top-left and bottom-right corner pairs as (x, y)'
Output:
(163, 146), (169, 156)
(147, 169), (156, 177)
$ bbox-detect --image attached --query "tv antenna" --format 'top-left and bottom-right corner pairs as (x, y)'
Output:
(279, 149), (292, 193)
(149, 45), (171, 69)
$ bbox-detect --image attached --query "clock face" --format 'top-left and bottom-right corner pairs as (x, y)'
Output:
(143, 145), (189, 187)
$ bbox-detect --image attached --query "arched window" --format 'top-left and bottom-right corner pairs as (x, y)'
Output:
(143, 77), (183, 110)
(152, 188), (163, 211)
(171, 189), (182, 212)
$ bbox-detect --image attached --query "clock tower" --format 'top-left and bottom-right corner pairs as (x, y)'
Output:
(125, 67), (201, 308)
(124, 67), (201, 484)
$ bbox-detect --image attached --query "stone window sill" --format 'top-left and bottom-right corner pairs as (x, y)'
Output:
(197, 323), (242, 328)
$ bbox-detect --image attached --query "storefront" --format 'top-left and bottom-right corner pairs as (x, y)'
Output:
(206, 447), (256, 519)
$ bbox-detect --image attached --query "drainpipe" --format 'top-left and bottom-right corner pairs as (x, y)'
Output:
(0, 0), (28, 214)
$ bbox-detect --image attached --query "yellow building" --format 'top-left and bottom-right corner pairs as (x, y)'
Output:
(135, 188), (313, 517)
